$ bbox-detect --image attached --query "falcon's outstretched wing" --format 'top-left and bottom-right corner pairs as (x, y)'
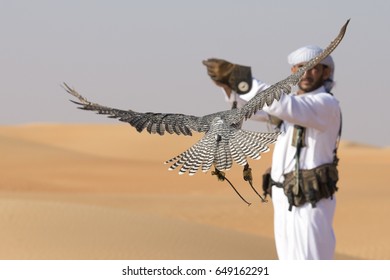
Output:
(239, 19), (350, 120)
(63, 83), (209, 136)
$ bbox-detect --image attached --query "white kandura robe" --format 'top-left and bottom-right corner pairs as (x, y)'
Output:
(224, 79), (341, 260)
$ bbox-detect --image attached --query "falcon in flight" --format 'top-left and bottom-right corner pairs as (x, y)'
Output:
(64, 20), (349, 204)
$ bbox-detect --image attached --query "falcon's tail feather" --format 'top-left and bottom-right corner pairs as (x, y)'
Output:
(230, 130), (280, 165)
(165, 129), (280, 175)
(165, 133), (216, 175)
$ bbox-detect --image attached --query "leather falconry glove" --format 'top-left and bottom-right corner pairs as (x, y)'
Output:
(202, 58), (252, 94)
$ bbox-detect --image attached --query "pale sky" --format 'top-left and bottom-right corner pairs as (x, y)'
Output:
(0, 0), (389, 147)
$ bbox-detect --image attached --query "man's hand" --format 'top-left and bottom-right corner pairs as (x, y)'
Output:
(202, 59), (235, 84)
(202, 58), (252, 94)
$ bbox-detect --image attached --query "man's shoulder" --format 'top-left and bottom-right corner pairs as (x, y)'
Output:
(303, 91), (340, 116)
(311, 91), (339, 103)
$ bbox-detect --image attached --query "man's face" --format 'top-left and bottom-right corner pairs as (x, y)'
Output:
(291, 63), (331, 94)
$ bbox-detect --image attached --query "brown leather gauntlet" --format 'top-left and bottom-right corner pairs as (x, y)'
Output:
(202, 58), (252, 94)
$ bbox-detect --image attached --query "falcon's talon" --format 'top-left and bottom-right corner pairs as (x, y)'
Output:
(213, 168), (251, 206)
(243, 164), (267, 203)
(211, 169), (226, 181)
(243, 164), (253, 182)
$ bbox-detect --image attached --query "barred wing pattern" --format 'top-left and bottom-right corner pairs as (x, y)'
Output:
(64, 83), (208, 136)
(165, 118), (280, 175)
(239, 19), (350, 120)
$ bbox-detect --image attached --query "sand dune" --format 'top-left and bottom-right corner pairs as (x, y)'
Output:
(0, 124), (389, 259)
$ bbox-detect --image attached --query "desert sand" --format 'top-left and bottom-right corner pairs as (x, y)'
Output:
(0, 123), (389, 260)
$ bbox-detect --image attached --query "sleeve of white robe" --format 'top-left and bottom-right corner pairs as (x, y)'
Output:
(262, 90), (340, 132)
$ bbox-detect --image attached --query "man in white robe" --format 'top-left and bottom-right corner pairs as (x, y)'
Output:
(205, 45), (341, 260)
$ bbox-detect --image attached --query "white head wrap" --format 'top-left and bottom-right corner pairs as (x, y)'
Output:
(287, 45), (335, 92)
